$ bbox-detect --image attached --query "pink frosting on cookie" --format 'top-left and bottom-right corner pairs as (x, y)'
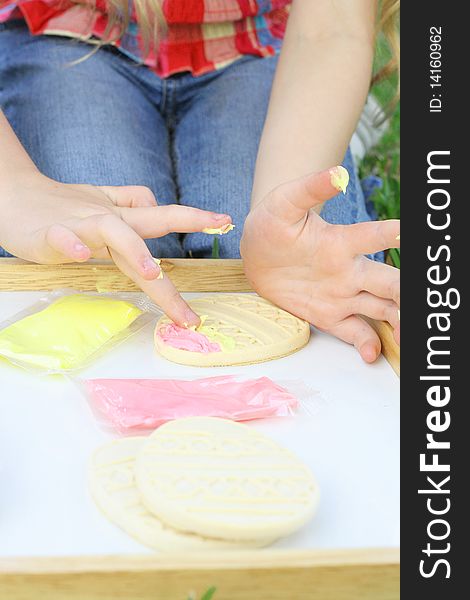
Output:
(157, 323), (221, 353)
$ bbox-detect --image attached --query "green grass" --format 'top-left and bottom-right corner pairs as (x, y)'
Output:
(211, 235), (220, 259)
(187, 587), (217, 600)
(358, 36), (400, 266)
(199, 587), (217, 600)
(359, 88), (400, 222)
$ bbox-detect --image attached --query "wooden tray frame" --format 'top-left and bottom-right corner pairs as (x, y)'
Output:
(0, 258), (400, 599)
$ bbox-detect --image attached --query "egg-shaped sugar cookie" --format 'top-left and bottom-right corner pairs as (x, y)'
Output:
(89, 437), (274, 551)
(154, 294), (310, 367)
(135, 417), (319, 542)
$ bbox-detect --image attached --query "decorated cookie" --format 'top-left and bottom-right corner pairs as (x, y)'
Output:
(154, 294), (310, 367)
(135, 417), (319, 542)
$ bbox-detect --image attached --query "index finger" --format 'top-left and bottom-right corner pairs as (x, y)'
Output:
(119, 205), (232, 238)
(110, 250), (200, 328)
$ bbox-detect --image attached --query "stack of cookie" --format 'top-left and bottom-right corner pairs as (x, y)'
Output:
(89, 417), (319, 551)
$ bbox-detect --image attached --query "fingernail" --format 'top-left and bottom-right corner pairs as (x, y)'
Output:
(329, 166), (350, 194)
(74, 242), (87, 252)
(142, 257), (160, 275)
(154, 258), (164, 279)
(184, 309), (200, 328)
(362, 343), (378, 363)
(397, 309), (400, 321)
(213, 213), (230, 221)
(396, 234), (400, 241)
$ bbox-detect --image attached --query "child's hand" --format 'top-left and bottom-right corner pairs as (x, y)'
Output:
(1, 172), (232, 327)
(241, 169), (400, 363)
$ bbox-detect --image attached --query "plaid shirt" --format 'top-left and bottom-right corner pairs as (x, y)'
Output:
(0, 1), (290, 77)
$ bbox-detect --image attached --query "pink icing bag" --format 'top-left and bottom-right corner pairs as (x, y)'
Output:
(82, 375), (298, 434)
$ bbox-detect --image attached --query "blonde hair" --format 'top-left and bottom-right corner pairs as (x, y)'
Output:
(104, 1), (164, 55)
(74, 0), (165, 57)
(373, 0), (400, 99)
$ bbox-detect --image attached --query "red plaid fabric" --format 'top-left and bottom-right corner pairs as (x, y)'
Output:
(0, 1), (290, 77)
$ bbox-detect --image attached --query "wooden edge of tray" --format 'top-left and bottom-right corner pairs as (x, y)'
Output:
(0, 258), (400, 376)
(0, 258), (250, 293)
(0, 547), (399, 600)
(365, 318), (400, 376)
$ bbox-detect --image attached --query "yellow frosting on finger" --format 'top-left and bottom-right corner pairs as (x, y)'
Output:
(153, 258), (164, 280)
(202, 224), (235, 235)
(329, 166), (350, 194)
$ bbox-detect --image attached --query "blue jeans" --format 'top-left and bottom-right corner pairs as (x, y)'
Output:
(0, 21), (377, 259)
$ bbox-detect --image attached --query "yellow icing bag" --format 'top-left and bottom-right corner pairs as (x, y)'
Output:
(0, 292), (156, 373)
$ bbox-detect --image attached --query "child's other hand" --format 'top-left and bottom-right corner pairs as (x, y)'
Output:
(240, 169), (400, 363)
(1, 173), (232, 327)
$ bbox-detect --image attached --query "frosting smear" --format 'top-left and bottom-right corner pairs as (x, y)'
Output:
(157, 316), (236, 354)
(157, 323), (221, 353)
